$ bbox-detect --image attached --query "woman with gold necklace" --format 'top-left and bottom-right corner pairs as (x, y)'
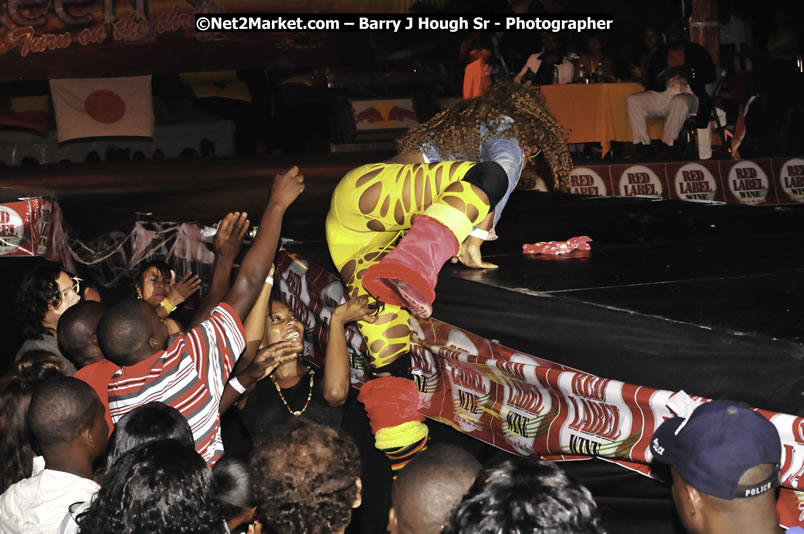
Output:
(238, 292), (375, 438)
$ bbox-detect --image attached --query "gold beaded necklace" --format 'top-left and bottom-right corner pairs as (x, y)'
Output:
(271, 368), (315, 416)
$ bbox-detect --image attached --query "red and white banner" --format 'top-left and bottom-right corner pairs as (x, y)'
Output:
(49, 76), (154, 142)
(273, 250), (804, 529)
(0, 198), (61, 260)
(551, 157), (804, 207)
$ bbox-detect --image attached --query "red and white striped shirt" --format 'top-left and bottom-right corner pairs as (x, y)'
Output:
(107, 304), (245, 465)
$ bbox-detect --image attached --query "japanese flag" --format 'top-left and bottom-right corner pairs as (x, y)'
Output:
(49, 76), (154, 142)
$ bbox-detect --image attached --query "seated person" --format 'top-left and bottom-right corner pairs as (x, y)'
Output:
(74, 440), (224, 534)
(442, 457), (607, 533)
(626, 19), (716, 158)
(574, 34), (616, 83)
(250, 418), (362, 534)
(514, 33), (572, 85)
(0, 378), (108, 534)
(98, 169), (304, 466)
(649, 400), (801, 534)
(630, 25), (665, 84)
(15, 263), (83, 374)
(388, 444), (481, 534)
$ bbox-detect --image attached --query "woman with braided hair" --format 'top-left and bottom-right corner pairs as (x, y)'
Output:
(325, 83), (571, 473)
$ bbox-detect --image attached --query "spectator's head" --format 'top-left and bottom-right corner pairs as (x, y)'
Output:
(584, 35), (604, 55)
(97, 298), (169, 367)
(135, 260), (172, 308)
(649, 400), (782, 534)
(442, 458), (606, 534)
(28, 377), (108, 467)
(17, 264), (81, 340)
(262, 299), (304, 350)
(57, 301), (105, 369)
(76, 440), (223, 534)
(643, 25), (660, 50)
(251, 418), (362, 534)
(105, 401), (193, 470)
(212, 454), (256, 532)
(542, 33), (561, 54)
(389, 444), (481, 534)
(0, 374), (44, 492)
(15, 350), (68, 380)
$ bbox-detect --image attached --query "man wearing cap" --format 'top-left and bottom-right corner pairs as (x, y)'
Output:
(649, 400), (804, 534)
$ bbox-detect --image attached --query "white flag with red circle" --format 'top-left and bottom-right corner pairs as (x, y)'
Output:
(49, 76), (154, 142)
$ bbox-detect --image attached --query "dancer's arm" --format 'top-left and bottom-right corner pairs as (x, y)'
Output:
(322, 295), (376, 407)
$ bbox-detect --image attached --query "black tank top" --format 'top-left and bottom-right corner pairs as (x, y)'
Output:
(240, 365), (346, 440)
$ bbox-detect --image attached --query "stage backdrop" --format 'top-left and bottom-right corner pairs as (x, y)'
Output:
(0, 0), (408, 80)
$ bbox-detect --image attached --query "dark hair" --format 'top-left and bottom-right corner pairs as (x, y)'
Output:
(76, 440), (224, 534)
(442, 458), (607, 534)
(16, 263), (63, 340)
(27, 377), (100, 449)
(0, 376), (39, 493)
(135, 260), (172, 291)
(250, 418), (361, 534)
(15, 351), (68, 381)
(212, 454), (255, 522)
(105, 402), (194, 470)
(97, 298), (153, 367)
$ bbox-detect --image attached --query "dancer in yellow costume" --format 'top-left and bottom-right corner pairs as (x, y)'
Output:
(326, 158), (508, 471)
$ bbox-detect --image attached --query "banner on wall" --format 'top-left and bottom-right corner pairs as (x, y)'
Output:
(0, 0), (405, 79)
(548, 157), (804, 206)
(272, 249), (804, 529)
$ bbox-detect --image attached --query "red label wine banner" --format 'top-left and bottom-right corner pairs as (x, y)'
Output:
(273, 250), (804, 529)
(556, 157), (803, 207)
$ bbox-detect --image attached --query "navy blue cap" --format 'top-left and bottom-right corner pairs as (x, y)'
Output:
(650, 400), (782, 500)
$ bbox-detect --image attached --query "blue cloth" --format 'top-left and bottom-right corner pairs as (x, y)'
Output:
(786, 527), (804, 533)
(421, 116), (524, 229)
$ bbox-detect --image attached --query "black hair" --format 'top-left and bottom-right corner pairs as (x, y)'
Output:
(442, 458), (607, 534)
(14, 351), (67, 381)
(105, 402), (194, 470)
(96, 298), (153, 367)
(16, 263), (63, 340)
(56, 300), (105, 369)
(212, 453), (256, 522)
(250, 417), (361, 534)
(392, 444), (482, 534)
(135, 260), (172, 291)
(76, 440), (224, 534)
(27, 377), (99, 449)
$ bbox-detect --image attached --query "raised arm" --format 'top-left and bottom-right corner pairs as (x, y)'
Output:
(233, 266), (275, 377)
(223, 167), (304, 321)
(187, 212), (250, 329)
(322, 295), (376, 407)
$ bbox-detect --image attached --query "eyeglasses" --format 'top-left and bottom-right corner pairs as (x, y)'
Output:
(529, 147), (543, 160)
(60, 276), (82, 300)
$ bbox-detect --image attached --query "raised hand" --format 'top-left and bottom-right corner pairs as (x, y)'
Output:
(269, 166), (305, 210)
(332, 294), (378, 324)
(214, 211), (250, 260)
(250, 340), (303, 381)
(167, 272), (202, 306)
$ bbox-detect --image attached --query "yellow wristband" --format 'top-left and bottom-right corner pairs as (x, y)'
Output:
(160, 298), (176, 314)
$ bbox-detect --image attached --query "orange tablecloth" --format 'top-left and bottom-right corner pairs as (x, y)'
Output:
(538, 83), (665, 156)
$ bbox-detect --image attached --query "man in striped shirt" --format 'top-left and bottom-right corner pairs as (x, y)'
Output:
(98, 166), (305, 466)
